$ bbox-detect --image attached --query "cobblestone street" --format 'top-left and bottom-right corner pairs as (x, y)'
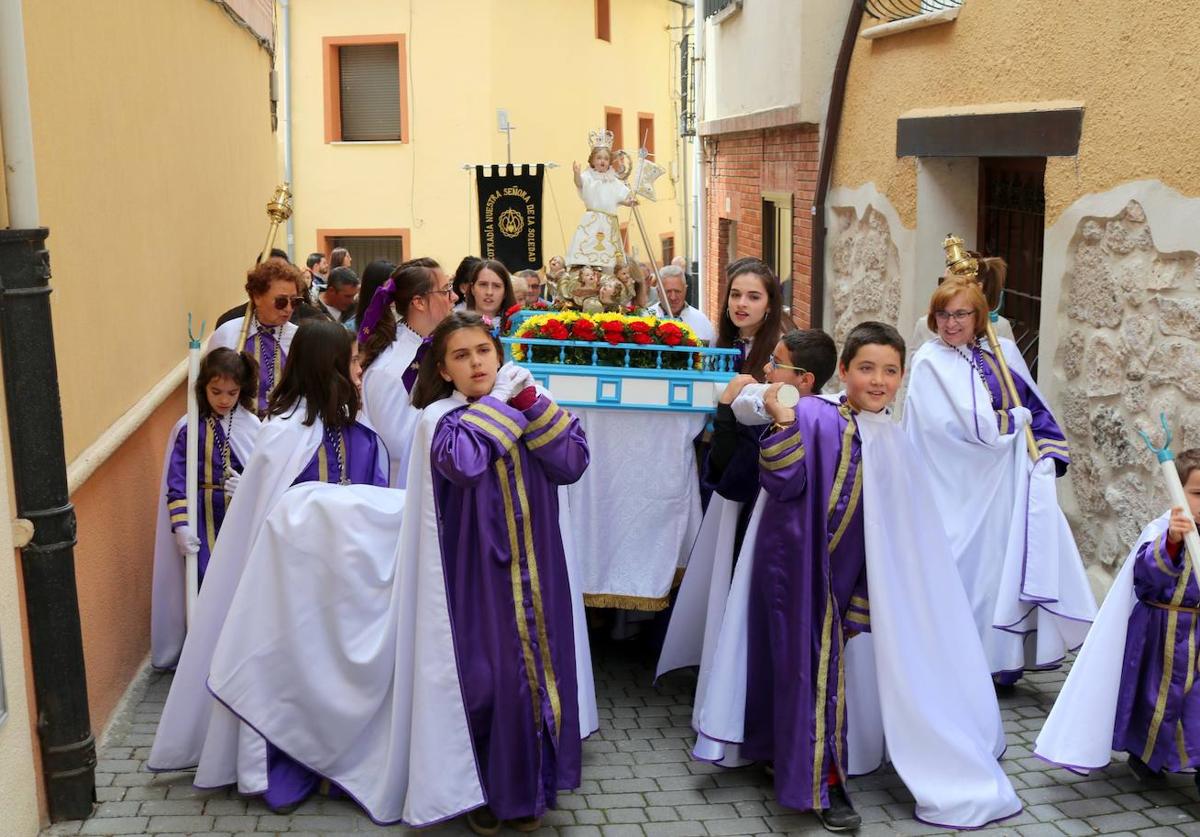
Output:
(38, 639), (1200, 837)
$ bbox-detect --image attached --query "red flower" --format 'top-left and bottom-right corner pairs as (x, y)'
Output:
(603, 330), (623, 345)
(629, 320), (651, 333)
(537, 318), (566, 340)
(571, 320), (597, 340)
(601, 320), (624, 332)
(657, 322), (683, 346)
(632, 333), (652, 345)
(505, 303), (524, 318)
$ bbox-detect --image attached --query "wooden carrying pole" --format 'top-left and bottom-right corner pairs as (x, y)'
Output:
(943, 235), (1038, 462)
(184, 316), (203, 626)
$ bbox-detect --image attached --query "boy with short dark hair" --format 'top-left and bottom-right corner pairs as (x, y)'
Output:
(1037, 448), (1200, 785)
(733, 321), (1018, 831)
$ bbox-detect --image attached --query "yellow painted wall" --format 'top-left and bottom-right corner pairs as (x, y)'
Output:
(21, 0), (279, 462)
(832, 0), (1200, 227)
(287, 0), (686, 270)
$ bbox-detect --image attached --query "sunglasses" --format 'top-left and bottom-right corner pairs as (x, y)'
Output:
(273, 295), (306, 311)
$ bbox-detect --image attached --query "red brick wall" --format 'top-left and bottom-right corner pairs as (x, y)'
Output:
(702, 124), (819, 329)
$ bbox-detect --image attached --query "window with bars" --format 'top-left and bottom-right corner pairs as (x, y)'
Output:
(323, 235), (406, 271)
(323, 36), (408, 144)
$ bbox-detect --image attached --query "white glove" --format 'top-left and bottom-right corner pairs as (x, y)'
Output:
(489, 363), (523, 403)
(223, 473), (241, 497)
(508, 365), (535, 398)
(731, 384), (772, 426)
(1010, 407), (1033, 430)
(173, 526), (200, 558)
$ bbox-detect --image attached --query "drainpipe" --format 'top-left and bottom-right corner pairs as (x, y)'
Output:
(810, 0), (865, 329)
(0, 0), (96, 821)
(280, 0), (294, 260)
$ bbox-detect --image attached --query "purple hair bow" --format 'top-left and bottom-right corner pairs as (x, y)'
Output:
(357, 277), (396, 343)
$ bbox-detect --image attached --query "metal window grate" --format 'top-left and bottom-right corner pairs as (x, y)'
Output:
(339, 44), (402, 142)
(704, 0), (737, 18)
(329, 236), (405, 270)
(865, 0), (963, 21)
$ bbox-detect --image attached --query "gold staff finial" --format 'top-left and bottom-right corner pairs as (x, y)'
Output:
(942, 233), (978, 279)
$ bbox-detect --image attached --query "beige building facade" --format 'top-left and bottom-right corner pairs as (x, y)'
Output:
(0, 0), (278, 828)
(281, 0), (689, 278)
(824, 0), (1200, 592)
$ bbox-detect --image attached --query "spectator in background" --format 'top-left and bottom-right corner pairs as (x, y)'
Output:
(465, 259), (517, 327)
(316, 267), (361, 331)
(452, 256), (481, 310)
(329, 247), (352, 272)
(514, 269), (543, 306)
(305, 252), (329, 298)
(651, 265), (716, 344)
(510, 273), (530, 308)
(354, 260), (399, 336)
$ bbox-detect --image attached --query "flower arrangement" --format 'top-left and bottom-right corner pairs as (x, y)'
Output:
(509, 312), (703, 371)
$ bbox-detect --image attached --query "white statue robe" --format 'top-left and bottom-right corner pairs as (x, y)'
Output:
(566, 168), (629, 268)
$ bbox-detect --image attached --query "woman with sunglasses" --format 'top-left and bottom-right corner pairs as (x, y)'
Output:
(210, 259), (306, 416)
(358, 257), (456, 488)
(902, 268), (1094, 689)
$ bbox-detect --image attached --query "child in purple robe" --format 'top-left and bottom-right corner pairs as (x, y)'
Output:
(748, 322), (905, 831)
(165, 348), (259, 584)
(411, 311), (588, 835)
(1115, 449), (1200, 783)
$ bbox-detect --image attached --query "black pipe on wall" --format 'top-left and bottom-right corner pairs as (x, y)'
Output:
(0, 227), (96, 820)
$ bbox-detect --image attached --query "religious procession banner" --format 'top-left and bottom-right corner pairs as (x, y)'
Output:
(475, 163), (544, 272)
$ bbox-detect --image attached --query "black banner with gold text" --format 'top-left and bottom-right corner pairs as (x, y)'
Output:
(475, 163), (544, 272)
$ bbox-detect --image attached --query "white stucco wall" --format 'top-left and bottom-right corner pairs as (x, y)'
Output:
(703, 0), (843, 125)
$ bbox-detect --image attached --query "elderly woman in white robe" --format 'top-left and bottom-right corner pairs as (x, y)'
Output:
(902, 270), (1095, 685)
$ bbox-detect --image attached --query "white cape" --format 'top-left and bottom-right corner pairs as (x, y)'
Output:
(361, 325), (424, 489)
(148, 408), (382, 789)
(692, 402), (1020, 827)
(151, 411), (261, 670)
(1034, 515), (1169, 772)
(903, 338), (1095, 675)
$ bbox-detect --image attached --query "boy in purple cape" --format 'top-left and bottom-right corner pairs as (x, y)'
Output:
(1117, 449), (1200, 782)
(747, 322), (904, 831)
(411, 311), (589, 835)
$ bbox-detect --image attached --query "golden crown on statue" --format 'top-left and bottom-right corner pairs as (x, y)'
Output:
(588, 128), (615, 150)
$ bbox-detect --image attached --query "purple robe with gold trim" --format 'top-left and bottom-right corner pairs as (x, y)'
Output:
(166, 417), (245, 582)
(743, 395), (869, 813)
(431, 393), (589, 821)
(1114, 533), (1200, 772)
(976, 347), (1070, 474)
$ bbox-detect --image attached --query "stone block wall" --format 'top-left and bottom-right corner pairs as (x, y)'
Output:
(1054, 199), (1200, 576)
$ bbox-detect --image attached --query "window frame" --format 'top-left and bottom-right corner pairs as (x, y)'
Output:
(323, 34), (409, 145)
(604, 107), (624, 153)
(316, 228), (411, 267)
(637, 113), (656, 156)
(596, 0), (611, 41)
